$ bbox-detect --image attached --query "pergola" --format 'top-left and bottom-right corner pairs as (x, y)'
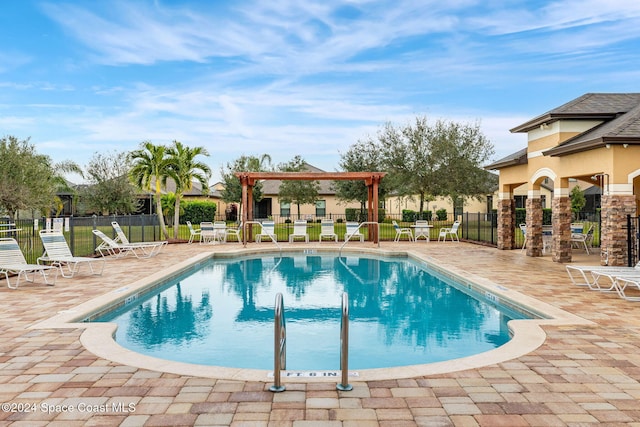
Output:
(235, 171), (386, 243)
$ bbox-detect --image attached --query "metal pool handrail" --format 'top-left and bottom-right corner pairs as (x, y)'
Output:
(243, 221), (282, 255)
(337, 292), (353, 391)
(338, 221), (380, 257)
(270, 292), (286, 392)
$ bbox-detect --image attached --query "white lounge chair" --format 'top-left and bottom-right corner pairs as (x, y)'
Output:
(0, 238), (58, 289)
(256, 220), (277, 243)
(344, 221), (364, 242)
(438, 220), (460, 242)
(111, 221), (167, 254)
(319, 219), (338, 242)
(92, 229), (160, 259)
(225, 221), (242, 242)
(393, 221), (413, 242)
(39, 230), (105, 278)
(565, 261), (640, 291)
(608, 274), (640, 302)
(414, 220), (431, 241)
(289, 220), (309, 243)
(186, 221), (201, 244)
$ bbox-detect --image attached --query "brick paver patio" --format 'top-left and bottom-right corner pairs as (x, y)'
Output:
(1, 241), (639, 426)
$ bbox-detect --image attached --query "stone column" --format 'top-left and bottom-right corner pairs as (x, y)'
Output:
(551, 196), (572, 263)
(601, 195), (637, 266)
(525, 197), (543, 257)
(497, 198), (515, 250)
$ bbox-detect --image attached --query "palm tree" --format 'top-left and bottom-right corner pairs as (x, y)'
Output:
(166, 141), (211, 239)
(128, 141), (171, 239)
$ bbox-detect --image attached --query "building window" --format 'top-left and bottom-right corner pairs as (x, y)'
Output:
(315, 200), (326, 217)
(280, 201), (290, 217)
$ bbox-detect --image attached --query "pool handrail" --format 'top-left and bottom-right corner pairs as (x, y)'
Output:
(337, 292), (352, 391)
(269, 292), (286, 392)
(338, 221), (380, 257)
(243, 221), (282, 254)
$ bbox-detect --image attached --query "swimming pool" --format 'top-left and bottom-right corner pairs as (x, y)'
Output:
(93, 252), (530, 371)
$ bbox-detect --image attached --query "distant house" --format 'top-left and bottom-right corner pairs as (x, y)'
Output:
(485, 93), (640, 265)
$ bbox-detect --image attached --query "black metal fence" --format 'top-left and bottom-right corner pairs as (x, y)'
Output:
(627, 215), (639, 267)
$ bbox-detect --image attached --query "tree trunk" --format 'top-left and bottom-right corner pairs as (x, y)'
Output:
(173, 195), (181, 240)
(155, 194), (169, 239)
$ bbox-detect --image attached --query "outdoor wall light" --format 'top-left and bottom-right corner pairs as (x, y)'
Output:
(623, 143), (629, 148)
(605, 144), (611, 149)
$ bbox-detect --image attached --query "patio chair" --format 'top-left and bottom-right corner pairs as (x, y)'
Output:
(438, 220), (460, 242)
(256, 220), (277, 243)
(289, 220), (309, 243)
(392, 221), (413, 242)
(0, 238), (58, 289)
(38, 230), (106, 278)
(344, 221), (364, 242)
(319, 219), (338, 242)
(111, 221), (167, 254)
(571, 224), (593, 255)
(225, 221), (243, 242)
(199, 222), (215, 244)
(92, 229), (162, 259)
(519, 224), (527, 252)
(413, 220), (431, 241)
(186, 221), (201, 244)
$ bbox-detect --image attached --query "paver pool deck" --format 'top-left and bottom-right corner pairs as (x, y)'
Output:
(1, 240), (639, 426)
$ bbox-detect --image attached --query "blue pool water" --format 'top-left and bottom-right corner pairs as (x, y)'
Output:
(95, 253), (528, 370)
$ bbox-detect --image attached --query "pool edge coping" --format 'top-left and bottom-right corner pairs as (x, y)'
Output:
(29, 246), (594, 383)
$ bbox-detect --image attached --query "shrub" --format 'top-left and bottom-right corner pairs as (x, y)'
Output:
(180, 200), (217, 224)
(436, 209), (447, 221)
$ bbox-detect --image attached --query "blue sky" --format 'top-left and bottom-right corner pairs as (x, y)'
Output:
(2, 0), (640, 183)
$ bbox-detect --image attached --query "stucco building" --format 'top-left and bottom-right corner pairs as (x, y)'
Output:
(486, 93), (640, 266)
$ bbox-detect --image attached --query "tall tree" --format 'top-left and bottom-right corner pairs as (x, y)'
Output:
(166, 140), (211, 239)
(128, 141), (171, 239)
(277, 155), (320, 219)
(0, 136), (81, 219)
(81, 151), (140, 214)
(335, 139), (389, 210)
(220, 154), (272, 218)
(377, 116), (495, 213)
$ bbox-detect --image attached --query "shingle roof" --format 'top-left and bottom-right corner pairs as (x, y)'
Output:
(486, 93), (640, 168)
(510, 93), (640, 133)
(260, 163), (336, 195)
(484, 148), (528, 170)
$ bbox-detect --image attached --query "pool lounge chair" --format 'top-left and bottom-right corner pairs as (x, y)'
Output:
(38, 230), (105, 278)
(438, 220), (461, 242)
(111, 221), (167, 254)
(0, 238), (58, 289)
(608, 274), (640, 302)
(256, 221), (277, 243)
(392, 221), (413, 242)
(319, 219), (338, 242)
(92, 229), (160, 259)
(344, 222), (364, 242)
(565, 261), (640, 291)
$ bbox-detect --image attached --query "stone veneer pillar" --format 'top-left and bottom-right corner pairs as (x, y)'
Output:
(497, 198), (515, 250)
(525, 198), (543, 257)
(551, 196), (572, 263)
(601, 195), (637, 266)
